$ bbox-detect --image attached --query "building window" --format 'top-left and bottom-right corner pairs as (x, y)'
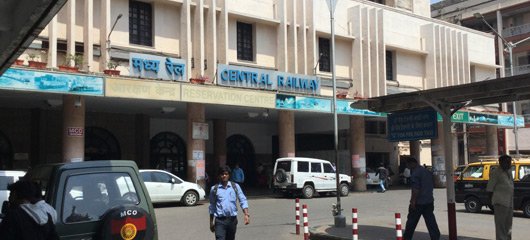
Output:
(129, 0), (153, 46)
(365, 121), (386, 135)
(237, 22), (254, 61)
(386, 50), (394, 81)
(319, 38), (331, 72)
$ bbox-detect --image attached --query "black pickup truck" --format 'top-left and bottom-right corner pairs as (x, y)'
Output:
(2, 160), (158, 239)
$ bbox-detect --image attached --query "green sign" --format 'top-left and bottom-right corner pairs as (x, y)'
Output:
(437, 110), (524, 127)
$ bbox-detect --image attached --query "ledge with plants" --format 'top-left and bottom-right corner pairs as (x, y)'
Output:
(104, 61), (120, 76)
(59, 54), (83, 73)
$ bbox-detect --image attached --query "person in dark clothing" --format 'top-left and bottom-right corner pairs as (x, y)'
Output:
(403, 157), (440, 240)
(375, 163), (388, 192)
(0, 180), (58, 240)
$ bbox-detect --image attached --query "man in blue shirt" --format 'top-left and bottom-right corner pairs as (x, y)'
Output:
(230, 163), (245, 186)
(403, 157), (440, 240)
(209, 166), (250, 240)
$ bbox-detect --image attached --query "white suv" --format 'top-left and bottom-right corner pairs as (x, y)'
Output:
(273, 157), (351, 198)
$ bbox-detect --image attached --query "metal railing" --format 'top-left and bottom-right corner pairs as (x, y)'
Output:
(502, 23), (530, 38)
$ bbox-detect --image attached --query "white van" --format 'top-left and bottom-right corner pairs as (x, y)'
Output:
(273, 157), (351, 198)
(0, 170), (26, 204)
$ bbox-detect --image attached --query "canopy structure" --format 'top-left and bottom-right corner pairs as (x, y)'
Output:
(0, 0), (67, 75)
(353, 72), (530, 240)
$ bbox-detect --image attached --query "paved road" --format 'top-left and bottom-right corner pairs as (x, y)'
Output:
(155, 187), (530, 240)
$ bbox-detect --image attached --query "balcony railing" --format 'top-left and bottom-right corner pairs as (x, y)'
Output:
(505, 64), (530, 76)
(502, 23), (530, 38)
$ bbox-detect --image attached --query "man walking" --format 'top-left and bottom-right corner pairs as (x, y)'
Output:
(209, 166), (250, 240)
(231, 163), (245, 187)
(403, 157), (440, 240)
(375, 163), (388, 192)
(487, 155), (514, 240)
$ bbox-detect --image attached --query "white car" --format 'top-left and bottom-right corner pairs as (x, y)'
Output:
(139, 169), (205, 206)
(273, 157), (351, 198)
(0, 170), (26, 204)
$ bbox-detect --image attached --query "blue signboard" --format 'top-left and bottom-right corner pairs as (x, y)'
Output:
(336, 100), (386, 117)
(276, 94), (331, 112)
(0, 68), (103, 95)
(129, 53), (187, 81)
(387, 108), (438, 142)
(218, 64), (320, 94)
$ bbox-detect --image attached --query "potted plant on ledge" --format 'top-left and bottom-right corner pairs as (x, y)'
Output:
(27, 52), (47, 69)
(14, 59), (24, 66)
(190, 75), (209, 84)
(59, 54), (83, 73)
(104, 61), (120, 76)
(336, 90), (348, 99)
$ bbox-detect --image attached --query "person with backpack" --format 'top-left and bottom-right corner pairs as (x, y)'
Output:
(0, 180), (58, 240)
(375, 162), (388, 193)
(209, 166), (250, 240)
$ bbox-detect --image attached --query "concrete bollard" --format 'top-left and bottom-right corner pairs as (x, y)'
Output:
(303, 204), (309, 240)
(395, 213), (403, 240)
(352, 208), (358, 240)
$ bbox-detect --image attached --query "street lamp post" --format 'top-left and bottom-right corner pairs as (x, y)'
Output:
(106, 14), (123, 67)
(327, 0), (346, 228)
(475, 12), (530, 156)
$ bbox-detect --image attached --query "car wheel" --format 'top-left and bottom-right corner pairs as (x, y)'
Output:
(339, 183), (349, 196)
(182, 191), (199, 206)
(464, 197), (482, 213)
(275, 169), (287, 183)
(302, 185), (314, 199)
(100, 205), (155, 240)
(523, 201), (530, 218)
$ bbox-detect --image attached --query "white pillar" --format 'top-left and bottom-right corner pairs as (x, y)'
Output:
(218, 0), (228, 64)
(47, 16), (58, 68)
(287, 0), (297, 73)
(277, 0), (288, 72)
(193, 0), (205, 79)
(100, 0), (111, 70)
(206, 0), (217, 81)
(181, 0), (192, 80)
(62, 95), (85, 162)
(66, 0), (76, 66)
(84, 0), (94, 71)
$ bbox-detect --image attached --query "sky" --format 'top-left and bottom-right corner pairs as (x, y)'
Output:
(431, 0), (442, 3)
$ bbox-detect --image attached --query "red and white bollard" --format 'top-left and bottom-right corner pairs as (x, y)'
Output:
(352, 208), (358, 240)
(303, 204), (309, 240)
(395, 213), (403, 240)
(295, 198), (300, 235)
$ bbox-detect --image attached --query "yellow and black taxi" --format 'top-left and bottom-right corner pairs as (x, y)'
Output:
(455, 156), (530, 218)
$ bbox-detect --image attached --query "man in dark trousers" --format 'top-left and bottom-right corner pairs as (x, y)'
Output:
(403, 157), (440, 240)
(209, 166), (250, 240)
(487, 155), (513, 240)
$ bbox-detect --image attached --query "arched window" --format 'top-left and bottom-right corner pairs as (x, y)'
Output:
(226, 134), (256, 186)
(84, 127), (121, 161)
(0, 131), (13, 169)
(150, 132), (187, 178)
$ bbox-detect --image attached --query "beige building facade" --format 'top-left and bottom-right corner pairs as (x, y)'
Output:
(0, 0), (497, 188)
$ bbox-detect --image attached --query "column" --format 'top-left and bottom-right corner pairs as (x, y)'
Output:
(84, 0), (94, 71)
(192, 0), (205, 78)
(100, 0), (111, 70)
(409, 140), (421, 161)
(486, 126), (498, 156)
(350, 116), (366, 191)
(135, 114), (150, 169)
(431, 122), (445, 188)
(276, 0), (288, 72)
(187, 103), (206, 188)
(217, 0), (228, 65)
(62, 95), (85, 162)
(278, 110), (295, 158)
(213, 119), (227, 172)
(66, 0), (76, 65)
(206, 0), (217, 80)
(47, 16), (58, 68)
(181, 0), (192, 79)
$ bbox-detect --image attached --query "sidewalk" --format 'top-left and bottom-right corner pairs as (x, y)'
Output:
(309, 224), (489, 240)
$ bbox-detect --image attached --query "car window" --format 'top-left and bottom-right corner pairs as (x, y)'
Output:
(323, 163), (335, 173)
(462, 166), (484, 178)
(520, 165), (530, 181)
(276, 161), (291, 172)
(490, 165), (516, 178)
(152, 172), (171, 183)
(311, 163), (322, 173)
(63, 172), (139, 224)
(0, 176), (15, 190)
(141, 172), (152, 182)
(298, 161), (309, 172)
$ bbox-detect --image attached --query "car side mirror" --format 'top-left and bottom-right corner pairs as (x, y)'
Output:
(170, 178), (176, 184)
